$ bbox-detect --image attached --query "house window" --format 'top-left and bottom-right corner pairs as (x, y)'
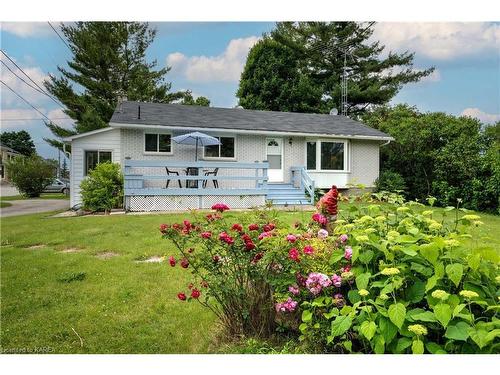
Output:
(144, 133), (171, 153)
(306, 141), (316, 170)
(85, 150), (112, 175)
(320, 142), (344, 170)
(306, 140), (347, 171)
(204, 137), (235, 158)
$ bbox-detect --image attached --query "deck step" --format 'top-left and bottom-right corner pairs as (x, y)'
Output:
(265, 183), (310, 205)
(268, 199), (311, 205)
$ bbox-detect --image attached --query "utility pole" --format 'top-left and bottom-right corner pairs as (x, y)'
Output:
(58, 148), (61, 178)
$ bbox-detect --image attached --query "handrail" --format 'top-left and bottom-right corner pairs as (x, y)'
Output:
(124, 159), (269, 196)
(291, 166), (315, 204)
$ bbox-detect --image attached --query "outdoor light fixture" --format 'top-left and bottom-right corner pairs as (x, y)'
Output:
(289, 137), (293, 146)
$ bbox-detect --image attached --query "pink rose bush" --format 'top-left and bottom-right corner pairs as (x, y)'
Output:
(159, 187), (498, 353)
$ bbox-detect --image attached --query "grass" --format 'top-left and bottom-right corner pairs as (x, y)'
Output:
(0, 193), (69, 201)
(1, 204), (499, 353)
(0, 201), (12, 208)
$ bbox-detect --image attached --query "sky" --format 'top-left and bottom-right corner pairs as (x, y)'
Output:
(0, 21), (499, 159)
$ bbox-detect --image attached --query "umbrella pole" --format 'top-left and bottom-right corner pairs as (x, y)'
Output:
(195, 137), (198, 161)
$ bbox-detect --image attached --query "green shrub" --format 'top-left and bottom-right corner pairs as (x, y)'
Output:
(80, 162), (123, 213)
(375, 170), (407, 193)
(6, 155), (54, 197)
(162, 192), (499, 353)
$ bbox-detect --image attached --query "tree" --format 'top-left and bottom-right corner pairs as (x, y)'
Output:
(0, 130), (36, 156)
(60, 158), (69, 179)
(362, 104), (500, 213)
(44, 22), (189, 150)
(237, 38), (322, 112)
(6, 155), (54, 197)
(180, 91), (211, 107)
(238, 22), (433, 116)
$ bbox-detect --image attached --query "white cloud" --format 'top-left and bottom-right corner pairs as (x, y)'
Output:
(460, 108), (500, 124)
(0, 22), (52, 38)
(372, 22), (500, 60)
(420, 69), (441, 82)
(167, 36), (260, 82)
(1, 58), (50, 107)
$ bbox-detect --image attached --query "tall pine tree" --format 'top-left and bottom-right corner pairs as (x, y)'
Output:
(44, 22), (200, 150)
(238, 22), (434, 116)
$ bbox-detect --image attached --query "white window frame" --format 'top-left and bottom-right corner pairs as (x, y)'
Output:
(305, 138), (350, 173)
(202, 135), (236, 160)
(143, 131), (173, 155)
(84, 149), (113, 175)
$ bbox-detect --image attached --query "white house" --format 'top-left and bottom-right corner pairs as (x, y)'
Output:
(63, 101), (393, 211)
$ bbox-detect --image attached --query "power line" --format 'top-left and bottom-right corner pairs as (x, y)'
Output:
(0, 50), (56, 100)
(1, 80), (54, 123)
(1, 117), (70, 122)
(1, 60), (51, 98)
(47, 22), (72, 52)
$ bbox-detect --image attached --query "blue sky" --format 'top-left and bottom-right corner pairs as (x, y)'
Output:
(1, 22), (499, 159)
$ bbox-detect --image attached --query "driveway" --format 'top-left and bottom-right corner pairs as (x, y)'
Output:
(0, 182), (19, 197)
(0, 199), (69, 218)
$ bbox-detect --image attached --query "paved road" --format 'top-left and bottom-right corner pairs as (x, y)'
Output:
(0, 183), (19, 197)
(0, 199), (69, 218)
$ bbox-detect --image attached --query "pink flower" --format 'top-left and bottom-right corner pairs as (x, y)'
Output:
(331, 274), (342, 288)
(303, 245), (315, 255)
(341, 265), (351, 273)
(251, 252), (264, 264)
(263, 223), (276, 232)
(288, 285), (300, 295)
(258, 231), (271, 240)
(344, 246), (353, 260)
(211, 203), (230, 212)
(191, 289), (201, 299)
(318, 229), (329, 239)
(159, 223), (170, 233)
(312, 213), (328, 226)
(286, 234), (297, 243)
(275, 297), (298, 313)
(212, 255), (220, 263)
(180, 258), (189, 269)
(248, 223), (260, 231)
(339, 234), (348, 243)
(201, 231), (212, 239)
(169, 256), (176, 267)
(288, 248), (300, 262)
(219, 232), (234, 245)
(177, 293), (187, 301)
(245, 241), (256, 251)
(231, 223), (243, 232)
(305, 272), (332, 295)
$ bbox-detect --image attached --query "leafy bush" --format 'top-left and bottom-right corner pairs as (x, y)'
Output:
(6, 155), (54, 197)
(80, 162), (123, 213)
(375, 170), (407, 193)
(160, 189), (499, 353)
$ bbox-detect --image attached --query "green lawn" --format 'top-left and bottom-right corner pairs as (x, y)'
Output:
(1, 205), (499, 353)
(0, 193), (69, 201)
(0, 201), (12, 208)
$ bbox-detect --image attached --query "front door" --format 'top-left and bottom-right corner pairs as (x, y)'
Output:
(266, 137), (284, 182)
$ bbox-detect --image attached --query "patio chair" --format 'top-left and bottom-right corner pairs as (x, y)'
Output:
(165, 167), (182, 188)
(203, 168), (219, 188)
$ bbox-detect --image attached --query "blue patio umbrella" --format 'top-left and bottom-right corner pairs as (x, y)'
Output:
(172, 131), (221, 161)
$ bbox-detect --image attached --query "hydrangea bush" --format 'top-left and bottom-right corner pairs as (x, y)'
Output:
(160, 187), (499, 353)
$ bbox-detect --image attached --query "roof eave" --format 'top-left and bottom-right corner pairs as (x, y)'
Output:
(109, 122), (394, 141)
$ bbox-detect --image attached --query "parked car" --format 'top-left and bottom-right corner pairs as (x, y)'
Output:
(44, 178), (70, 195)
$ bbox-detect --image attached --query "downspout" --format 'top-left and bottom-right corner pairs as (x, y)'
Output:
(380, 139), (392, 147)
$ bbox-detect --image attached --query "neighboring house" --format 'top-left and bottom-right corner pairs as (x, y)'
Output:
(63, 101), (393, 211)
(0, 143), (22, 182)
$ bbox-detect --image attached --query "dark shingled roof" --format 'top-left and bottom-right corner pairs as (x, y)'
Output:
(110, 101), (391, 139)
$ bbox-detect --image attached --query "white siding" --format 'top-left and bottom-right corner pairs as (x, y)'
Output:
(70, 129), (122, 206)
(121, 129), (306, 189)
(349, 139), (380, 187)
